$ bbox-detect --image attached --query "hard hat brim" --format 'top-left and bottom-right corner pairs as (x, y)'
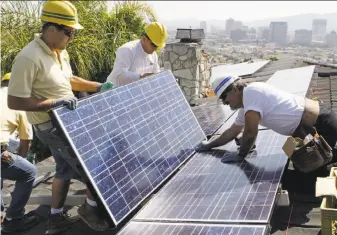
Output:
(71, 23), (83, 30)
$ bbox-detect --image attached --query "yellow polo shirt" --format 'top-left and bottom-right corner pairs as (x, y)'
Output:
(8, 34), (75, 125)
(1, 87), (33, 143)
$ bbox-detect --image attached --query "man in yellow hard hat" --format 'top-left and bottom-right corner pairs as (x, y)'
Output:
(107, 22), (168, 87)
(7, 1), (113, 234)
(1, 73), (39, 233)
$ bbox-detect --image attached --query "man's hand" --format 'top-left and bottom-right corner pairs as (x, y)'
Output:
(195, 140), (212, 152)
(98, 81), (114, 92)
(221, 151), (245, 163)
(140, 73), (153, 78)
(51, 97), (78, 110)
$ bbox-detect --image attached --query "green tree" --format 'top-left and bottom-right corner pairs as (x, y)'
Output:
(1, 0), (157, 160)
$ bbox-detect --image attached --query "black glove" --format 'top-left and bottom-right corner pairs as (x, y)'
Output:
(221, 151), (245, 163)
(51, 97), (78, 110)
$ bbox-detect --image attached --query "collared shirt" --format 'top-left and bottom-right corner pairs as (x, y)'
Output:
(8, 34), (74, 125)
(106, 39), (160, 87)
(1, 87), (33, 144)
(234, 82), (305, 135)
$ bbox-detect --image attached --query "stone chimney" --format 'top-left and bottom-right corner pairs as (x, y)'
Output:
(163, 43), (211, 105)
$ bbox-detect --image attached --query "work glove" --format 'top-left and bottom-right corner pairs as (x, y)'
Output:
(221, 151), (245, 163)
(195, 140), (212, 152)
(51, 97), (78, 110)
(98, 81), (114, 92)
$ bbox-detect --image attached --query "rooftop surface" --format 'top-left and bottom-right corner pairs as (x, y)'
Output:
(3, 58), (336, 235)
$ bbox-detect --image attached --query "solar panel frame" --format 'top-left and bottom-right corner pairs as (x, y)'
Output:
(192, 105), (235, 136)
(117, 221), (268, 235)
(133, 130), (287, 224)
(52, 71), (206, 225)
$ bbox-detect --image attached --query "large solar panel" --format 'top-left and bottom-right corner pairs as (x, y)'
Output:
(211, 60), (269, 83)
(192, 105), (235, 136)
(134, 130), (287, 223)
(266, 65), (315, 96)
(117, 222), (268, 235)
(52, 71), (206, 225)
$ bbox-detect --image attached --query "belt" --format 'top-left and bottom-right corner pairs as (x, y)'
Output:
(33, 120), (54, 132)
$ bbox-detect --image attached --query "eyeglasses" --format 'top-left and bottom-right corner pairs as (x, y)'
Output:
(145, 34), (158, 49)
(61, 27), (76, 37)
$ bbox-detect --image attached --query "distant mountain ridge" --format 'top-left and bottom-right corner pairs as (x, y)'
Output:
(162, 13), (337, 32)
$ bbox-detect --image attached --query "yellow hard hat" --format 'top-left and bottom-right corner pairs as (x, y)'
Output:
(1, 73), (11, 82)
(41, 1), (83, 30)
(145, 22), (167, 49)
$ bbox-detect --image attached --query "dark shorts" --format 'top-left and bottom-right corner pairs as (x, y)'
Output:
(34, 126), (87, 182)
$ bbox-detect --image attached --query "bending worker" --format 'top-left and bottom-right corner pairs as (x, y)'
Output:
(107, 22), (168, 87)
(197, 75), (337, 168)
(1, 73), (39, 233)
(7, 1), (113, 234)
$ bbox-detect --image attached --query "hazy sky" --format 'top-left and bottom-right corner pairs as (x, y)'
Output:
(109, 1), (337, 22)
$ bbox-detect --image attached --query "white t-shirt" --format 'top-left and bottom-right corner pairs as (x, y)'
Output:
(107, 39), (160, 87)
(235, 82), (305, 135)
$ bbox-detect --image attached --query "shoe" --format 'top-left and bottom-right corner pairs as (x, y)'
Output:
(2, 214), (39, 233)
(46, 212), (80, 235)
(77, 203), (109, 231)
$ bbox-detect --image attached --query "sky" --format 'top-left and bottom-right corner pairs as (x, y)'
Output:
(108, 1), (337, 22)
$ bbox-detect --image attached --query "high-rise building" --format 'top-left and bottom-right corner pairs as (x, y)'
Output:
(233, 21), (242, 30)
(226, 18), (234, 35)
(312, 19), (327, 42)
(269, 22), (288, 44)
(200, 21), (207, 33)
(326, 31), (337, 46)
(294, 29), (312, 45)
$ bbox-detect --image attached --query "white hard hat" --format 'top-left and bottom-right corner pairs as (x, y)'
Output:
(211, 75), (239, 98)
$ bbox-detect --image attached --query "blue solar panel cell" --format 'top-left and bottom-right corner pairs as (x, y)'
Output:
(117, 222), (268, 235)
(134, 130), (287, 223)
(52, 71), (206, 224)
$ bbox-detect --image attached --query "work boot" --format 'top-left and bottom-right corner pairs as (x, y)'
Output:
(77, 202), (109, 231)
(46, 212), (80, 235)
(2, 214), (39, 233)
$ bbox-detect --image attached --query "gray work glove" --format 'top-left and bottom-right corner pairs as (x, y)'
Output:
(221, 151), (245, 163)
(195, 140), (212, 152)
(51, 97), (78, 110)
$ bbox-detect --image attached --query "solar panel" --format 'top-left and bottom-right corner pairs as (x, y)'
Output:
(192, 105), (235, 136)
(134, 130), (287, 223)
(52, 71), (206, 225)
(266, 65), (315, 96)
(211, 60), (269, 83)
(117, 222), (268, 235)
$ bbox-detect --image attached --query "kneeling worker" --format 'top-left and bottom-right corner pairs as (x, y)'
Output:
(197, 75), (337, 166)
(1, 73), (38, 233)
(107, 22), (167, 87)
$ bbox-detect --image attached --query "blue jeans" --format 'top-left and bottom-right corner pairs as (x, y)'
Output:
(1, 151), (37, 219)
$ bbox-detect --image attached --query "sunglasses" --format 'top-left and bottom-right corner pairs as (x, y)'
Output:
(61, 27), (76, 37)
(145, 34), (158, 49)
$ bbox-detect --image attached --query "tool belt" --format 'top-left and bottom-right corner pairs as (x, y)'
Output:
(290, 127), (333, 172)
(33, 120), (54, 132)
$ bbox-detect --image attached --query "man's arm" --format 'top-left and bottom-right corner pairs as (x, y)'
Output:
(18, 139), (30, 157)
(8, 95), (53, 111)
(238, 110), (260, 158)
(206, 123), (243, 149)
(70, 76), (101, 92)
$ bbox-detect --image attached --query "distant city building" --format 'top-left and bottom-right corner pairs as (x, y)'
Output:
(269, 22), (288, 44)
(294, 29), (312, 45)
(225, 18), (234, 35)
(200, 21), (207, 33)
(312, 19), (327, 42)
(247, 28), (257, 39)
(233, 21), (242, 31)
(257, 27), (269, 40)
(326, 31), (337, 46)
(230, 29), (247, 42)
